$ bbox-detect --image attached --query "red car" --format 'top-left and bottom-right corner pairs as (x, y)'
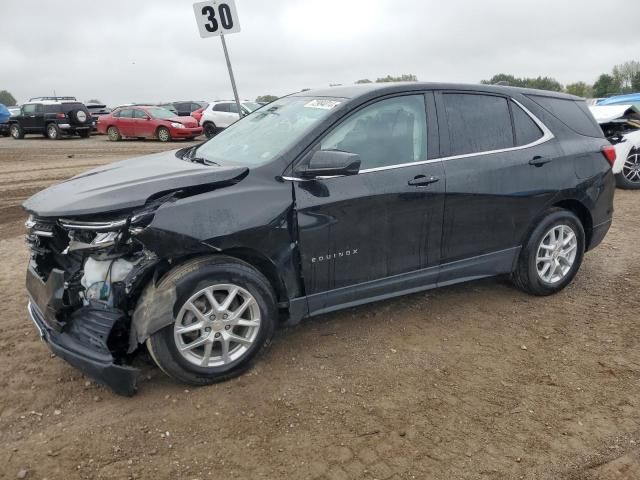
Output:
(97, 106), (202, 142)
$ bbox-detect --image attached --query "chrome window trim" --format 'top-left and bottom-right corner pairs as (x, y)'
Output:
(282, 97), (554, 181)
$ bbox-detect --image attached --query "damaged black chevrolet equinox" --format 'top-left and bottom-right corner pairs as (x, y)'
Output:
(24, 83), (615, 395)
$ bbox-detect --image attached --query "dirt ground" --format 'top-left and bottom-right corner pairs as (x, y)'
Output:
(1, 135), (639, 480)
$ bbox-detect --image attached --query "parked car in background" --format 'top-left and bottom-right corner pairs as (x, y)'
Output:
(22, 83), (615, 395)
(86, 103), (112, 131)
(164, 101), (208, 117)
(200, 100), (261, 138)
(590, 104), (640, 189)
(0, 103), (10, 137)
(9, 100), (92, 139)
(96, 105), (202, 142)
(597, 93), (640, 107)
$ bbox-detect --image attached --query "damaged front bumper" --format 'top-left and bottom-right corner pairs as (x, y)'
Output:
(26, 267), (138, 396)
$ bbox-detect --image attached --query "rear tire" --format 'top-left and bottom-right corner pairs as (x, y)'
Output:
(107, 126), (121, 141)
(203, 122), (218, 139)
(511, 208), (585, 296)
(157, 126), (171, 142)
(46, 123), (61, 140)
(146, 256), (277, 386)
(10, 124), (24, 139)
(615, 149), (640, 189)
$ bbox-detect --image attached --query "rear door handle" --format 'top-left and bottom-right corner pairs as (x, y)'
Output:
(408, 175), (440, 187)
(529, 156), (552, 167)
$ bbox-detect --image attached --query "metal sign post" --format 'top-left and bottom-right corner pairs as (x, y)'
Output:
(219, 34), (243, 118)
(193, 0), (243, 116)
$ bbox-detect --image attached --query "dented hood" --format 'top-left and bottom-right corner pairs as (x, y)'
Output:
(23, 149), (248, 217)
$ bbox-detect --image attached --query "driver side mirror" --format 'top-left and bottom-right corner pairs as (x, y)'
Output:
(297, 150), (361, 178)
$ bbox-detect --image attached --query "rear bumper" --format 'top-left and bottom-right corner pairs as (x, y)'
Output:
(587, 219), (612, 252)
(171, 127), (203, 138)
(26, 267), (138, 396)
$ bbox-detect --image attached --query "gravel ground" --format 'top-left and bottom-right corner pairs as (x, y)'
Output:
(1, 135), (639, 480)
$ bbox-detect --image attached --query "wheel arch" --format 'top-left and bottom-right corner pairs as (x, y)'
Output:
(130, 251), (290, 351)
(551, 199), (593, 247)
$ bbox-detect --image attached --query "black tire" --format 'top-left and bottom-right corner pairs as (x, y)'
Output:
(46, 123), (61, 140)
(615, 149), (640, 190)
(157, 126), (171, 142)
(78, 129), (90, 138)
(203, 122), (218, 139)
(146, 255), (277, 386)
(511, 208), (585, 296)
(107, 126), (121, 141)
(10, 124), (24, 139)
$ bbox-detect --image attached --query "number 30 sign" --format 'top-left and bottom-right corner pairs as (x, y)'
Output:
(193, 0), (241, 38)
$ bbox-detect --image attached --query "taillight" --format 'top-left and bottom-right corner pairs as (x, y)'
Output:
(56, 112), (66, 119)
(601, 145), (616, 167)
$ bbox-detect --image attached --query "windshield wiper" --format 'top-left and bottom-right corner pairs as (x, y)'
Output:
(178, 145), (220, 166)
(190, 156), (220, 166)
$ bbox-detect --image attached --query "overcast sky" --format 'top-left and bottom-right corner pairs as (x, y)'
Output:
(2, 0), (640, 106)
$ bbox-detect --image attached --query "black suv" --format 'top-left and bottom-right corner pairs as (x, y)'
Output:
(10, 99), (92, 139)
(23, 83), (615, 395)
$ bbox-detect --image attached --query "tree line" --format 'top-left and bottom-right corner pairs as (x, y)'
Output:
(481, 60), (640, 98)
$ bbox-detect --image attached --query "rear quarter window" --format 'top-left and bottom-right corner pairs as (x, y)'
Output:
(527, 95), (603, 138)
(442, 93), (514, 156)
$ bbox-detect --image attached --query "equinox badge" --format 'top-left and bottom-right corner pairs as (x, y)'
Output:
(312, 249), (359, 263)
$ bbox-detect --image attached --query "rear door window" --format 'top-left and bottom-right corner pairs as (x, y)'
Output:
(510, 101), (543, 146)
(44, 105), (60, 114)
(118, 109), (134, 118)
(213, 103), (229, 112)
(442, 93), (514, 156)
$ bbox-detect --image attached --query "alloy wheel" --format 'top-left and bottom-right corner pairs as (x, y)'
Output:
(158, 128), (170, 142)
(622, 152), (640, 183)
(10, 125), (20, 138)
(47, 125), (58, 139)
(173, 284), (261, 368)
(536, 224), (578, 284)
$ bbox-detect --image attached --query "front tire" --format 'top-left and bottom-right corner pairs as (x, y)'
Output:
(46, 123), (61, 140)
(511, 209), (585, 296)
(107, 126), (121, 141)
(157, 126), (171, 142)
(616, 149), (640, 189)
(146, 256), (277, 386)
(10, 124), (24, 139)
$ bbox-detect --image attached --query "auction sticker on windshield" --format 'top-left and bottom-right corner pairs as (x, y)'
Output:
(304, 100), (341, 109)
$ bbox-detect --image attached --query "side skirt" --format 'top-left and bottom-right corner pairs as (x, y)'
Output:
(287, 247), (520, 323)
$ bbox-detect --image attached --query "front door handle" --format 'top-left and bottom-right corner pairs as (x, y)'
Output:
(408, 175), (440, 187)
(529, 156), (552, 167)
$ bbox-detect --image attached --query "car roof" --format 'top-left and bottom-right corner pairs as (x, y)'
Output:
(597, 93), (640, 106)
(289, 82), (581, 101)
(24, 100), (83, 105)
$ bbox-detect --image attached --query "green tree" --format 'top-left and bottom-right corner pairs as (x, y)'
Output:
(355, 79), (373, 84)
(632, 71), (640, 92)
(565, 82), (592, 98)
(255, 95), (278, 103)
(480, 74), (563, 91)
(613, 61), (640, 92)
(375, 74), (418, 83)
(592, 74), (621, 97)
(0, 90), (17, 106)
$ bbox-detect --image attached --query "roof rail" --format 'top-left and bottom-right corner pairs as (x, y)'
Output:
(28, 96), (77, 102)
